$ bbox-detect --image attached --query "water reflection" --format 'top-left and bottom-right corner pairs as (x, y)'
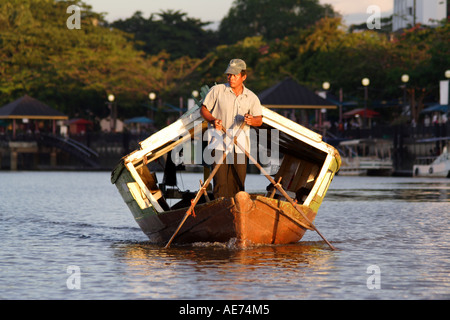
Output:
(2, 172), (449, 299)
(327, 180), (450, 202)
(112, 241), (337, 299)
(115, 241), (332, 268)
(328, 188), (449, 202)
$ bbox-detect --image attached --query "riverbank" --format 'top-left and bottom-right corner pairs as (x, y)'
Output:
(1, 122), (449, 174)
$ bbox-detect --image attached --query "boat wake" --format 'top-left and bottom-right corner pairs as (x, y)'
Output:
(190, 238), (264, 249)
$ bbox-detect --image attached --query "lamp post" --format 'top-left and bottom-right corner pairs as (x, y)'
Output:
(401, 74), (409, 110)
(149, 92), (156, 120)
(321, 82), (330, 130)
(362, 78), (370, 128)
(186, 90), (200, 111)
(445, 70), (450, 108)
(108, 94), (115, 132)
(338, 87), (343, 126)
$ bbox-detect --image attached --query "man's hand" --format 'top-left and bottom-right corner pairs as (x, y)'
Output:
(212, 119), (223, 131)
(244, 114), (263, 127)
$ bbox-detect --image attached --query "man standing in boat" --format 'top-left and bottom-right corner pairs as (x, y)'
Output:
(200, 58), (263, 199)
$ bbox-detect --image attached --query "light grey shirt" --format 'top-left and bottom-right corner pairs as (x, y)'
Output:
(203, 83), (262, 153)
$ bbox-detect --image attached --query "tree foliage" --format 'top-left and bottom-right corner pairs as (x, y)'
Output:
(0, 0), (448, 127)
(0, 0), (204, 120)
(218, 0), (338, 43)
(110, 10), (218, 59)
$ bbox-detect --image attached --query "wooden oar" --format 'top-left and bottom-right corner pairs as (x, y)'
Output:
(164, 122), (246, 248)
(222, 128), (337, 251)
(199, 180), (211, 202)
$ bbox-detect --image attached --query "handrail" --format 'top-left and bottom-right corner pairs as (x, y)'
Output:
(39, 134), (100, 167)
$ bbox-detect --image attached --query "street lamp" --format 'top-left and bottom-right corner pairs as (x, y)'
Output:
(320, 82), (331, 130)
(148, 92), (156, 120)
(445, 71), (450, 108)
(186, 90), (200, 111)
(401, 74), (409, 108)
(108, 94), (116, 132)
(401, 74), (410, 83)
(362, 78), (370, 128)
(362, 78), (370, 87)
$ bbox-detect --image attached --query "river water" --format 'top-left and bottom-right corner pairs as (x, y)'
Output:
(0, 171), (449, 301)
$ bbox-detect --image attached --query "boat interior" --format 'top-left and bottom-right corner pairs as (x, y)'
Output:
(129, 120), (328, 213)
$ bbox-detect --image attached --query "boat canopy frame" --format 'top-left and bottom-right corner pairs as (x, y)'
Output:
(115, 102), (339, 212)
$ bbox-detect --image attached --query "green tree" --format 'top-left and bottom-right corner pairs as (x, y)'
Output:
(0, 0), (204, 123)
(200, 16), (448, 125)
(110, 10), (219, 59)
(218, 0), (338, 43)
(391, 22), (450, 122)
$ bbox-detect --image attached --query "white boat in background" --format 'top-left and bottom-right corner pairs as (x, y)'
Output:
(413, 139), (450, 177)
(337, 139), (393, 176)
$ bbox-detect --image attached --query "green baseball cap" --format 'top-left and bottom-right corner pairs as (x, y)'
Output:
(224, 59), (246, 75)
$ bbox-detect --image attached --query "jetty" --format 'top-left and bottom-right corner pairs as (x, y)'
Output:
(0, 95), (100, 170)
(1, 93), (448, 175)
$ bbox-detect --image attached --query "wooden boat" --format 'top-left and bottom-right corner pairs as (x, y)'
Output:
(337, 139), (393, 176)
(111, 86), (341, 246)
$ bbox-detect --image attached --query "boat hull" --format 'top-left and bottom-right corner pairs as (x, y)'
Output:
(134, 191), (315, 245)
(413, 163), (450, 177)
(413, 149), (450, 178)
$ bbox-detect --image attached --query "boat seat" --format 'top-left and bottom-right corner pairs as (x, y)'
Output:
(266, 154), (319, 203)
(151, 189), (163, 201)
(138, 165), (171, 211)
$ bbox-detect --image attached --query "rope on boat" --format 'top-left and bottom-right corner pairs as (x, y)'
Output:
(189, 199), (196, 217)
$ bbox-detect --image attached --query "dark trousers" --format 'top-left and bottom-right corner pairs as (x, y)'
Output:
(213, 151), (247, 199)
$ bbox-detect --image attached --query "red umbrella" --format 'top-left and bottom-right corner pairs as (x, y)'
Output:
(67, 118), (93, 134)
(343, 108), (380, 119)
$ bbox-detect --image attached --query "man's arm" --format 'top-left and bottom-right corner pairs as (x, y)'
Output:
(201, 105), (222, 130)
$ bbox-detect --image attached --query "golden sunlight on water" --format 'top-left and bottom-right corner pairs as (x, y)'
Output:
(115, 242), (341, 299)
(0, 172), (448, 300)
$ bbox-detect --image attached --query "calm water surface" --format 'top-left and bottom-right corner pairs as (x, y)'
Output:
(0, 171), (449, 300)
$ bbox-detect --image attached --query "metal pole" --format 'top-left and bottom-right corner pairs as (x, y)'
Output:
(339, 88), (343, 125)
(364, 86), (368, 128)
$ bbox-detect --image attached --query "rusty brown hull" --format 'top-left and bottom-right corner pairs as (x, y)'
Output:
(138, 191), (316, 245)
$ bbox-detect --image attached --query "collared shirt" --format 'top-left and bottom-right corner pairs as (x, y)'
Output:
(203, 83), (262, 153)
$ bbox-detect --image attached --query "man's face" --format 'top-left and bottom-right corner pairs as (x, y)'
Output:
(227, 73), (247, 89)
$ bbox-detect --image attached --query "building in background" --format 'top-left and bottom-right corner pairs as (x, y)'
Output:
(393, 0), (447, 31)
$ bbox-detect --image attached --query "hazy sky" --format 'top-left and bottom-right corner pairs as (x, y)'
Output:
(84, 0), (394, 26)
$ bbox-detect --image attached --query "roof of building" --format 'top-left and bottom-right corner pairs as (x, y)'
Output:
(258, 78), (336, 109)
(0, 95), (68, 120)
